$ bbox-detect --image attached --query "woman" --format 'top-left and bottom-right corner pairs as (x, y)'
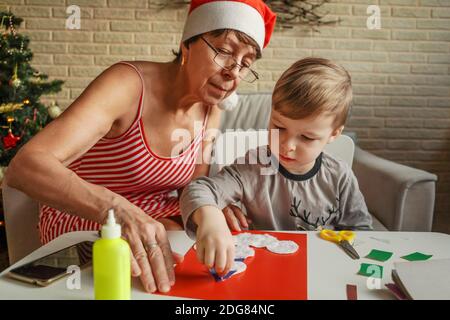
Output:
(5, 0), (275, 293)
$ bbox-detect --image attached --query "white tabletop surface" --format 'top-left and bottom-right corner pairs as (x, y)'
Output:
(1, 230), (449, 300)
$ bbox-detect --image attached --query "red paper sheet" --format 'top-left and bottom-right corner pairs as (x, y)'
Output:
(161, 231), (307, 300)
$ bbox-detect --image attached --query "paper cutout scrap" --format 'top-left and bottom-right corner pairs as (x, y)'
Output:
(346, 284), (357, 300)
(210, 269), (236, 282)
(210, 260), (247, 282)
(401, 252), (433, 261)
(365, 249), (394, 262)
(358, 263), (384, 279)
(385, 283), (408, 300)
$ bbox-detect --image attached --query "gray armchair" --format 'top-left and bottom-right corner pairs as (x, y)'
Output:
(2, 181), (41, 265)
(353, 148), (436, 231)
(219, 93), (438, 232)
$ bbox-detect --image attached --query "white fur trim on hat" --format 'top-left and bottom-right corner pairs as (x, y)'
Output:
(181, 1), (265, 51)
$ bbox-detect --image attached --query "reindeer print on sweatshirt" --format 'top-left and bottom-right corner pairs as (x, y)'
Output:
(181, 146), (373, 238)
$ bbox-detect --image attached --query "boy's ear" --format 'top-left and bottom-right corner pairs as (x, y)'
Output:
(327, 126), (344, 144)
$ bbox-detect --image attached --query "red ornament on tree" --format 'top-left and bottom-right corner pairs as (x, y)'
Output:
(2, 129), (21, 149)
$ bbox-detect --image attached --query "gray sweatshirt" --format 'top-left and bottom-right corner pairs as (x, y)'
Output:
(180, 146), (373, 238)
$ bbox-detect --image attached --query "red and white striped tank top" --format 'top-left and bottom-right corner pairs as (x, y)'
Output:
(39, 62), (210, 244)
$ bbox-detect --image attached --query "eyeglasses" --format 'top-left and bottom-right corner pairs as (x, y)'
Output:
(201, 37), (259, 83)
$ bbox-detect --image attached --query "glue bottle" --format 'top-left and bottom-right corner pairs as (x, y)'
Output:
(93, 208), (131, 300)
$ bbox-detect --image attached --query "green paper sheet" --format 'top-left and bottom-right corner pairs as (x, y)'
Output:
(401, 252), (433, 261)
(365, 249), (393, 262)
(358, 263), (384, 279)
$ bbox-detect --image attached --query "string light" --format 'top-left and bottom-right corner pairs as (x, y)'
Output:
(8, 15), (16, 36)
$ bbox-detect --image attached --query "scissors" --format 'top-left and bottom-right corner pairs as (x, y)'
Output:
(319, 229), (360, 260)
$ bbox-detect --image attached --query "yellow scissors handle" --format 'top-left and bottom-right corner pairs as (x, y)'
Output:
(319, 229), (355, 243)
(320, 229), (340, 243)
(338, 230), (355, 243)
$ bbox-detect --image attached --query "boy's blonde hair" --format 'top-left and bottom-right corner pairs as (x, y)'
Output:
(272, 57), (352, 129)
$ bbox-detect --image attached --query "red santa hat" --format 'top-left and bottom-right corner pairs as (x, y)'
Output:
(181, 0), (276, 51)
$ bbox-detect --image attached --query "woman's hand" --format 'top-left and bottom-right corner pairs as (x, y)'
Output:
(113, 200), (177, 294)
(192, 206), (235, 276)
(222, 204), (252, 232)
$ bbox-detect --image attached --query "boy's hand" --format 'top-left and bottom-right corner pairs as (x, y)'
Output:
(222, 204), (252, 232)
(192, 206), (235, 276)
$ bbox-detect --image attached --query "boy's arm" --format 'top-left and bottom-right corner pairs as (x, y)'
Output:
(191, 205), (235, 275)
(336, 170), (374, 231)
(180, 164), (248, 238)
(179, 164), (247, 275)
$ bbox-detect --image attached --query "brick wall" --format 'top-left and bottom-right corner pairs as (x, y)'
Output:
(1, 0), (449, 232)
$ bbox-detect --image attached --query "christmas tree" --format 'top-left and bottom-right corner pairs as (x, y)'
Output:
(0, 12), (64, 168)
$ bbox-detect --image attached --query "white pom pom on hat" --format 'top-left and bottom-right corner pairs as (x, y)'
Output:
(218, 91), (239, 111)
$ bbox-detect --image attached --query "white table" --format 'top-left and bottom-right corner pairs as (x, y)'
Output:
(1, 231), (449, 300)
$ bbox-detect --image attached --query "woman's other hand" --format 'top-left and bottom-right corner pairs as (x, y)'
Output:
(222, 204), (252, 232)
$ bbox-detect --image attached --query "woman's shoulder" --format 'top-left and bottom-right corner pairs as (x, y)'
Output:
(62, 62), (144, 127)
(122, 60), (164, 78)
(118, 60), (172, 93)
(90, 62), (144, 110)
(103, 61), (143, 85)
(86, 62), (143, 102)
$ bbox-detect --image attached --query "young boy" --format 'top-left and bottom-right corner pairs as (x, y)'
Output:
(180, 57), (373, 274)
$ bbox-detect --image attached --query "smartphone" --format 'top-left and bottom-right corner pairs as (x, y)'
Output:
(7, 240), (94, 287)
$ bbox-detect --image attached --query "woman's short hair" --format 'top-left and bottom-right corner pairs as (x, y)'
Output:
(172, 29), (262, 62)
